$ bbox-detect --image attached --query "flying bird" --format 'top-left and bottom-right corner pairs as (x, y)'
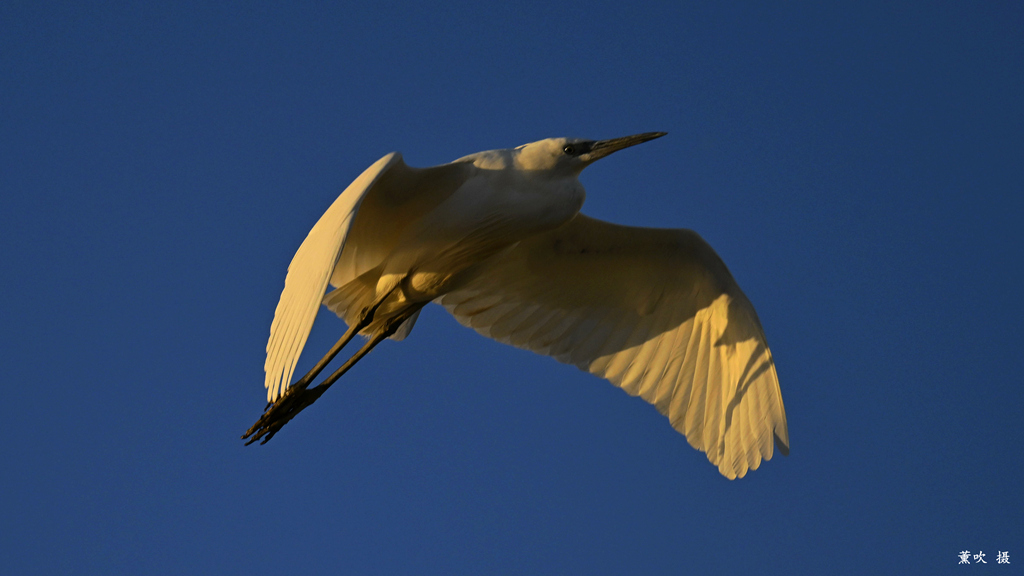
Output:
(243, 132), (789, 479)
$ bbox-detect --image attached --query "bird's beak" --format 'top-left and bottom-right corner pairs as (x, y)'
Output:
(584, 131), (667, 162)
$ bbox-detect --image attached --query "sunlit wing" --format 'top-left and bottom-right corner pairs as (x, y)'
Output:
(439, 214), (789, 479)
(264, 152), (402, 402)
(265, 153), (474, 402)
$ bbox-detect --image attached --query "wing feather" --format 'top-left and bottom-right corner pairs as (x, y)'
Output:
(264, 153), (403, 402)
(439, 213), (788, 479)
(266, 153), (478, 401)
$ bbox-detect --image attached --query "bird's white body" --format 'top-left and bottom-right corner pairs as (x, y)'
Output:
(319, 140), (587, 342)
(257, 134), (789, 479)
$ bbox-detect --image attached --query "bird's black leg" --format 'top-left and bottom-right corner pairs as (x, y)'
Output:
(281, 283), (401, 396)
(304, 303), (425, 395)
(242, 302), (424, 445)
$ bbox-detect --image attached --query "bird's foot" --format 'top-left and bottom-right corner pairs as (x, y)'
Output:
(242, 301), (425, 446)
(242, 383), (327, 445)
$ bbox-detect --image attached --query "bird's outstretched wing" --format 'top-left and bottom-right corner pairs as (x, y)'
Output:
(439, 214), (789, 479)
(264, 152), (403, 403)
(265, 152), (475, 403)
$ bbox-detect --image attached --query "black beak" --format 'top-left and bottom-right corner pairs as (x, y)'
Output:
(585, 131), (667, 162)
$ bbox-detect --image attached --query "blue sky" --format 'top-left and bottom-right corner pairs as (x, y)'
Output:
(1, 2), (1021, 574)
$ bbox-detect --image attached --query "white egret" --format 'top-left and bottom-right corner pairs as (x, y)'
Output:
(243, 132), (789, 479)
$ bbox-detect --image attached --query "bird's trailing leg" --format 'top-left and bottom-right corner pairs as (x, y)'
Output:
(242, 302), (425, 445)
(278, 282), (402, 398)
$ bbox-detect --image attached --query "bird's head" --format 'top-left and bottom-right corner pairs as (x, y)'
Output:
(514, 132), (667, 175)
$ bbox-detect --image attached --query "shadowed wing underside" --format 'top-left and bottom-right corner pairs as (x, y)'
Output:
(439, 214), (789, 479)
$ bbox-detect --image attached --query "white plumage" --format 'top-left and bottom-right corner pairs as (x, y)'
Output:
(250, 133), (788, 479)
(264, 153), (403, 402)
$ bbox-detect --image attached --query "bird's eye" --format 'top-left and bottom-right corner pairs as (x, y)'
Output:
(563, 145), (576, 155)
